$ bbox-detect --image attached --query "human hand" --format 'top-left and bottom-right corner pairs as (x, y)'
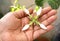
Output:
(0, 7), (57, 41)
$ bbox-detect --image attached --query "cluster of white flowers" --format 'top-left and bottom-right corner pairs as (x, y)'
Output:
(22, 7), (47, 31)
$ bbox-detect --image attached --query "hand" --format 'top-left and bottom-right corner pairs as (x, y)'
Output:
(0, 7), (57, 41)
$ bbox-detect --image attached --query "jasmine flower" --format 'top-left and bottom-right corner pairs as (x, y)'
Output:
(39, 23), (47, 29)
(24, 8), (30, 15)
(22, 24), (30, 31)
(36, 7), (42, 16)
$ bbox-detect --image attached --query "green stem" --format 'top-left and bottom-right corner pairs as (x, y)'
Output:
(14, 0), (18, 5)
(29, 21), (34, 25)
(35, 21), (40, 25)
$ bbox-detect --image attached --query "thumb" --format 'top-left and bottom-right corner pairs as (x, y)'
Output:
(12, 8), (33, 19)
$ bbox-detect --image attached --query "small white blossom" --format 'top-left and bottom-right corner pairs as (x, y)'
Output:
(22, 24), (30, 31)
(24, 8), (30, 15)
(36, 7), (42, 16)
(39, 23), (47, 30)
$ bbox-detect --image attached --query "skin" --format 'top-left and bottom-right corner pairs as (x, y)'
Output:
(0, 7), (57, 41)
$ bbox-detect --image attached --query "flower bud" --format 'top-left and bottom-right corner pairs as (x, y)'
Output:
(36, 7), (42, 16)
(39, 24), (47, 30)
(24, 8), (30, 15)
(22, 24), (30, 31)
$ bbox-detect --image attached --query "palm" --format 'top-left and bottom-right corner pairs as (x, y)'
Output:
(0, 7), (57, 41)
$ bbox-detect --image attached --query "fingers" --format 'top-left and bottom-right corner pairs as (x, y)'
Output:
(33, 14), (57, 39)
(33, 7), (57, 39)
(34, 15), (57, 30)
(40, 7), (52, 16)
(12, 8), (33, 19)
(39, 10), (57, 22)
(29, 8), (33, 14)
(41, 15), (57, 26)
(33, 25), (54, 39)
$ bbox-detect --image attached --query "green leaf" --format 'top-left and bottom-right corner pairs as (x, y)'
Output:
(35, 0), (44, 7)
(35, 20), (40, 25)
(48, 0), (60, 9)
(54, 0), (60, 5)
(29, 21), (33, 25)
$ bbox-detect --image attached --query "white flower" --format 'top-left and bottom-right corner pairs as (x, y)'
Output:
(39, 24), (47, 30)
(22, 24), (30, 31)
(36, 7), (42, 16)
(24, 8), (30, 15)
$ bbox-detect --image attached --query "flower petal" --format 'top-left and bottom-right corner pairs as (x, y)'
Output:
(22, 24), (30, 31)
(36, 7), (42, 16)
(24, 8), (30, 15)
(39, 24), (47, 29)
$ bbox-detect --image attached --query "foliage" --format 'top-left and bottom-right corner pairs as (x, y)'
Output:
(35, 0), (60, 9)
(35, 0), (44, 7)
